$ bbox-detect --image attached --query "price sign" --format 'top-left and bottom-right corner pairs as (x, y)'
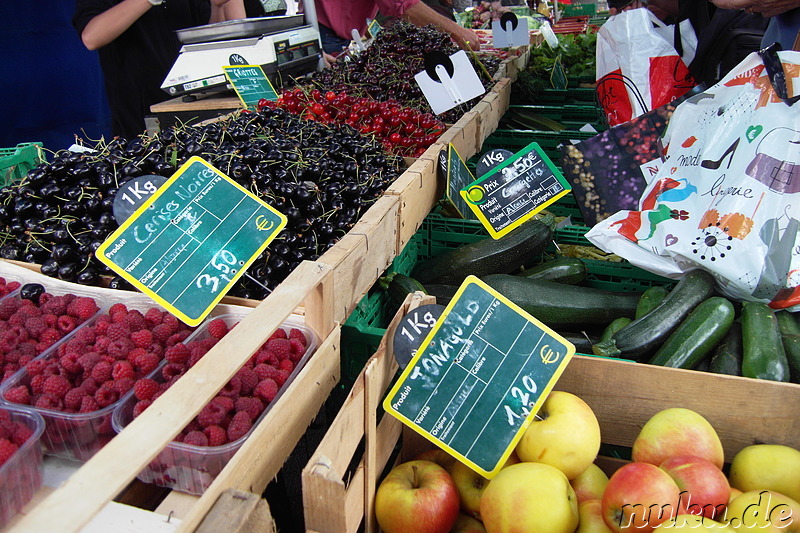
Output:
(415, 50), (485, 115)
(491, 12), (530, 48)
(96, 157), (286, 326)
(550, 55), (568, 90)
(438, 144), (478, 220)
(113, 175), (167, 224)
(367, 18), (382, 39)
(460, 142), (571, 239)
(383, 276), (574, 478)
(222, 65), (278, 109)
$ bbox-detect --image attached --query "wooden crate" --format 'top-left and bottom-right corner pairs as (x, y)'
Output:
(303, 292), (800, 532)
(437, 111), (481, 162)
(8, 260), (340, 533)
(474, 78), (512, 147)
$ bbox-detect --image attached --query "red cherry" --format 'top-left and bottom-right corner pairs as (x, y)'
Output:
(325, 91), (337, 102)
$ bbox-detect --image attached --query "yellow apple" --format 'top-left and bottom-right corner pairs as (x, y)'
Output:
(449, 460), (488, 519)
(450, 512), (487, 533)
(632, 408), (724, 469)
(572, 463), (610, 503)
(729, 444), (800, 502)
(729, 488), (743, 503)
(724, 490), (800, 532)
(480, 462), (579, 533)
(578, 499), (614, 533)
(515, 390), (601, 480)
(653, 514), (733, 530)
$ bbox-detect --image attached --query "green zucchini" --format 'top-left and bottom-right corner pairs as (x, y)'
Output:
(635, 286), (670, 319)
(708, 322), (743, 376)
(424, 284), (459, 306)
(386, 273), (427, 306)
(779, 334), (800, 384)
(482, 274), (641, 328)
(648, 297), (735, 369)
(411, 217), (554, 285)
(599, 317), (633, 343)
(591, 270), (716, 361)
(741, 302), (790, 382)
(517, 257), (587, 285)
(776, 311), (800, 336)
(556, 331), (600, 354)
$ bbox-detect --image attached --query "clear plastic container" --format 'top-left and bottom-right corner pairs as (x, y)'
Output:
(0, 406), (45, 529)
(0, 299), (195, 461)
(112, 314), (317, 495)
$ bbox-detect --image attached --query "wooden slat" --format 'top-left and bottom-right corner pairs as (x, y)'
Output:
(195, 490), (275, 533)
(9, 261), (334, 533)
(474, 78), (511, 147)
(555, 355), (800, 457)
(438, 111), (481, 161)
(149, 95), (242, 113)
(317, 195), (400, 324)
(385, 150), (440, 251)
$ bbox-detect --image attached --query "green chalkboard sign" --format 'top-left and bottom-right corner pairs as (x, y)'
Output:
(438, 144), (478, 220)
(222, 65), (279, 109)
(383, 276), (575, 478)
(461, 142), (570, 239)
(96, 157), (286, 326)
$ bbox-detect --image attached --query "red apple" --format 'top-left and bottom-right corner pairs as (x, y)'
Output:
(375, 460), (460, 533)
(659, 455), (729, 520)
(602, 462), (684, 533)
(415, 448), (457, 472)
(632, 408), (723, 469)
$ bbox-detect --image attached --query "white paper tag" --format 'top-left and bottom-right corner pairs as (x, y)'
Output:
(491, 13), (530, 48)
(415, 50), (486, 115)
(540, 21), (559, 48)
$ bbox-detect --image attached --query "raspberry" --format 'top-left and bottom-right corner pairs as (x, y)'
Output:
(24, 317), (47, 339)
(126, 347), (147, 365)
(64, 387), (86, 411)
(112, 360), (135, 381)
(108, 303), (129, 320)
(289, 339), (307, 362)
(105, 323), (131, 342)
(226, 411), (253, 442)
(123, 310), (147, 332)
(132, 399), (152, 418)
(94, 383), (119, 407)
(266, 338), (292, 360)
(0, 298), (21, 320)
(79, 377), (100, 395)
(162, 313), (180, 333)
(42, 375), (71, 399)
(151, 324), (173, 345)
(165, 343), (190, 365)
(182, 430), (208, 447)
(218, 376), (241, 398)
(254, 363), (280, 382)
(67, 296), (100, 321)
(274, 369), (290, 387)
(30, 374), (48, 395)
(4, 385), (30, 405)
(144, 307), (164, 327)
(130, 329), (152, 349)
(56, 315), (77, 334)
(206, 318), (229, 340)
(203, 425), (227, 446)
(34, 393), (62, 410)
(278, 358), (294, 373)
(74, 327), (96, 345)
(268, 328), (287, 341)
(79, 395), (99, 413)
(255, 349), (278, 366)
(134, 352), (160, 375)
(113, 378), (135, 395)
(187, 350), (204, 368)
(91, 360), (113, 383)
(133, 378), (159, 401)
(254, 378), (279, 403)
(161, 362), (184, 381)
(78, 352), (101, 375)
(197, 337), (218, 352)
(10, 421), (33, 446)
(106, 338), (134, 360)
(40, 295), (69, 316)
(197, 402), (227, 428)
(59, 353), (81, 376)
(166, 331), (191, 347)
(288, 328), (307, 346)
(0, 438), (19, 466)
(24, 358), (48, 377)
(236, 367), (259, 395)
(94, 315), (112, 335)
(235, 396), (264, 420)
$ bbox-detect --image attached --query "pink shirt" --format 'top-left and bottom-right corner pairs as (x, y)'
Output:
(316, 0), (419, 40)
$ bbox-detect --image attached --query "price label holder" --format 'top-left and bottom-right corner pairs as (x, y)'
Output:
(222, 65), (279, 110)
(96, 156), (286, 326)
(550, 54), (568, 90)
(415, 50), (485, 115)
(383, 276), (575, 478)
(460, 142), (571, 239)
(393, 304), (446, 370)
(367, 18), (382, 39)
(438, 144), (479, 220)
(491, 12), (530, 48)
(113, 174), (167, 224)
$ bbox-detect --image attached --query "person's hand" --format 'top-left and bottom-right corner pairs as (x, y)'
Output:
(608, 0), (645, 15)
(452, 26), (481, 51)
(710, 0), (800, 17)
(322, 52), (338, 68)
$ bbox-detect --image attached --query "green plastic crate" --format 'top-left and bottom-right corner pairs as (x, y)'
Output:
(500, 104), (607, 132)
(559, 3), (597, 17)
(0, 143), (44, 187)
(480, 129), (598, 170)
(340, 211), (675, 384)
(536, 87), (598, 106)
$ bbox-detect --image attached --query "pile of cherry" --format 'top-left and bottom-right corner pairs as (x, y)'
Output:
(0, 108), (404, 299)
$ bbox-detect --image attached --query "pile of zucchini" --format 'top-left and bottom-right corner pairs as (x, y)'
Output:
(384, 219), (800, 384)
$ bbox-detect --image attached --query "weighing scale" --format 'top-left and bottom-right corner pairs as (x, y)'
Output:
(161, 14), (321, 99)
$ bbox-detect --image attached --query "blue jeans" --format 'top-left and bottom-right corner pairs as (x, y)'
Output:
(319, 23), (350, 54)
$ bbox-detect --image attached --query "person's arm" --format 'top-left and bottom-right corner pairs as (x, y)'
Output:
(399, 1), (482, 50)
(79, 0), (153, 50)
(710, 0), (800, 17)
(211, 0), (246, 22)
